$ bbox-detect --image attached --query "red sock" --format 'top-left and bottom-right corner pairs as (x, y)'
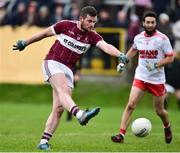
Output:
(119, 128), (126, 136)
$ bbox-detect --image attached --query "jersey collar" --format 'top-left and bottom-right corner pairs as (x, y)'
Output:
(144, 30), (157, 37)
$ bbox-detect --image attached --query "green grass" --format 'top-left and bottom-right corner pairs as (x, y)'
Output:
(0, 103), (180, 152)
(0, 82), (179, 152)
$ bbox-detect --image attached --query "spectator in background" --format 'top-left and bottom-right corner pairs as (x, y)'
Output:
(153, 0), (170, 16)
(115, 10), (128, 28)
(165, 52), (180, 109)
(134, 0), (152, 21)
(127, 14), (140, 47)
(25, 1), (38, 26)
(157, 13), (174, 45)
(169, 0), (180, 22)
(36, 5), (51, 27)
(0, 1), (8, 26)
(51, 4), (64, 24)
(172, 20), (180, 53)
(63, 2), (80, 20)
(9, 1), (27, 26)
(68, 3), (80, 20)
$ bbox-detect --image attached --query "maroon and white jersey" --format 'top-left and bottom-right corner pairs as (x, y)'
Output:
(45, 20), (103, 70)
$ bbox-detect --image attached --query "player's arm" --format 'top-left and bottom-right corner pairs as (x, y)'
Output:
(146, 54), (174, 71)
(97, 40), (122, 57)
(116, 47), (138, 72)
(156, 54), (174, 68)
(13, 27), (54, 51)
(97, 40), (129, 64)
(156, 37), (175, 68)
(126, 47), (138, 59)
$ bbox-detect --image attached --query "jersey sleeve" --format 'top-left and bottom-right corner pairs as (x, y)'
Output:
(162, 37), (173, 56)
(52, 20), (70, 34)
(132, 36), (138, 50)
(90, 32), (103, 46)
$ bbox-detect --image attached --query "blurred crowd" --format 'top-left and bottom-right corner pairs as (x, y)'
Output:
(0, 0), (179, 52)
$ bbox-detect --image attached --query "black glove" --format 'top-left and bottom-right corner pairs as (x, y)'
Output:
(118, 53), (129, 64)
(13, 40), (27, 51)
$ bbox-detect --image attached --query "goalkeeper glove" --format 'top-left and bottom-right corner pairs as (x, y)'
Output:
(145, 60), (158, 71)
(118, 53), (129, 64)
(13, 40), (27, 51)
(117, 63), (125, 73)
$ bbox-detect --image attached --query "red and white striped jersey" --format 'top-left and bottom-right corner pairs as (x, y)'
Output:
(132, 30), (173, 84)
(45, 20), (103, 70)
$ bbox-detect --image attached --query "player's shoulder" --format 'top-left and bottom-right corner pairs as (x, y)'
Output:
(134, 31), (144, 40)
(88, 29), (102, 37)
(89, 29), (99, 35)
(155, 30), (168, 40)
(56, 19), (77, 26)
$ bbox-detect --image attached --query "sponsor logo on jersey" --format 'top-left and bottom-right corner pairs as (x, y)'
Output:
(139, 50), (158, 59)
(57, 33), (91, 54)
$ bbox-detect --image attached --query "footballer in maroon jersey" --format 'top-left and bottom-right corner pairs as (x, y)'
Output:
(13, 6), (128, 150)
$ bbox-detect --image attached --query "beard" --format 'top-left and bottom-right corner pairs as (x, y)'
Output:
(144, 27), (156, 36)
(80, 22), (89, 32)
(81, 26), (88, 32)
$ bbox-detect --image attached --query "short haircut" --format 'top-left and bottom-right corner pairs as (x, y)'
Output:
(80, 6), (97, 17)
(143, 11), (157, 21)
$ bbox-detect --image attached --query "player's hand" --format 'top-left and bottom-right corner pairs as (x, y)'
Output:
(117, 62), (125, 73)
(13, 40), (27, 51)
(118, 53), (129, 64)
(145, 60), (158, 71)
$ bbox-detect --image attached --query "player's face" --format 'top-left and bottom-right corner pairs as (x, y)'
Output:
(143, 17), (157, 33)
(80, 15), (97, 32)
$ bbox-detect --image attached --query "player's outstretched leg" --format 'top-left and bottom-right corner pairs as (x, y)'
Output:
(164, 125), (173, 143)
(111, 134), (124, 143)
(78, 107), (100, 125)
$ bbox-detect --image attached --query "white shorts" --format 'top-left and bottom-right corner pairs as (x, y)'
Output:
(42, 60), (74, 88)
(165, 84), (175, 93)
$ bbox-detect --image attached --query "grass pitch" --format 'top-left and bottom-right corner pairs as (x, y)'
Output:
(0, 103), (180, 152)
(0, 82), (180, 152)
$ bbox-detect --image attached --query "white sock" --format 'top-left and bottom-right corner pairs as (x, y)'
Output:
(76, 110), (84, 119)
(40, 139), (48, 144)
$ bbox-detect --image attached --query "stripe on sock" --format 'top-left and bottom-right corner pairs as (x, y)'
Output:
(70, 105), (80, 116)
(41, 132), (52, 141)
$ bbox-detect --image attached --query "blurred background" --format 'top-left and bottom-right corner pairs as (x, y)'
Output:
(0, 0), (180, 108)
(0, 1), (180, 151)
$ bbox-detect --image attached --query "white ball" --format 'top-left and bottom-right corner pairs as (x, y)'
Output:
(131, 118), (152, 137)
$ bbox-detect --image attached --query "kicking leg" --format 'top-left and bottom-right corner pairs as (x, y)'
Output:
(49, 73), (100, 125)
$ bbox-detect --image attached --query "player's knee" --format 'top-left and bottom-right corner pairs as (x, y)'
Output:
(54, 86), (63, 94)
(127, 103), (136, 111)
(155, 108), (165, 117)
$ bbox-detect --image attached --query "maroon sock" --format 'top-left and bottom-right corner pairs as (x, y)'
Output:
(41, 132), (52, 141)
(70, 105), (80, 116)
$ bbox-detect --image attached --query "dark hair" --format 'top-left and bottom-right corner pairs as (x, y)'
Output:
(143, 11), (157, 21)
(80, 6), (97, 17)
